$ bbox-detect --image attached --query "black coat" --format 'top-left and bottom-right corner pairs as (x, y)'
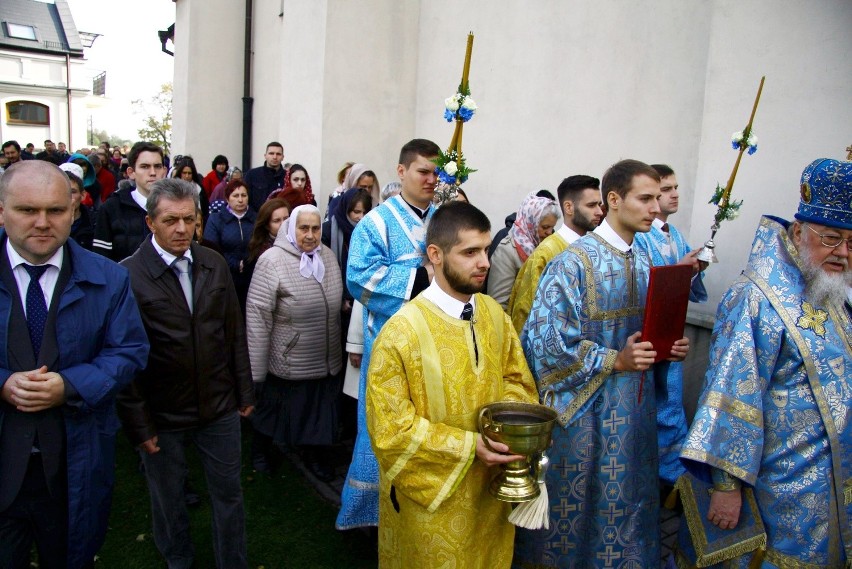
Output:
(117, 237), (254, 445)
(70, 205), (95, 250)
(93, 188), (148, 262)
(244, 163), (285, 213)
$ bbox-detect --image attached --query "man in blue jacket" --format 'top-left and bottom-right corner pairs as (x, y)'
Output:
(243, 141), (286, 212)
(0, 160), (149, 569)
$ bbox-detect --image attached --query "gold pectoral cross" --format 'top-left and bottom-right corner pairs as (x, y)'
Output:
(797, 301), (828, 338)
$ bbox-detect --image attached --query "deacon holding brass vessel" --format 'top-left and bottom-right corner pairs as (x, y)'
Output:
(479, 401), (557, 502)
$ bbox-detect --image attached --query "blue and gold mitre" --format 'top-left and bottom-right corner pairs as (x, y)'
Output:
(795, 158), (852, 230)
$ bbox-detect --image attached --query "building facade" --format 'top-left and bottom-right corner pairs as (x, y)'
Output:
(170, 0), (852, 332)
(0, 0), (90, 151)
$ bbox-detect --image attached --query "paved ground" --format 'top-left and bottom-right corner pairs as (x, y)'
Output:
(286, 439), (682, 567)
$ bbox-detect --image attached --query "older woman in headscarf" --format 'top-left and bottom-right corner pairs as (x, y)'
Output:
(210, 166), (243, 204)
(487, 191), (560, 309)
(246, 204), (343, 481)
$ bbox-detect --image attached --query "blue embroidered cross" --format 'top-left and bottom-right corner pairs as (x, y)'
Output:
(597, 545), (622, 567)
(602, 409), (626, 434)
(602, 457), (625, 480)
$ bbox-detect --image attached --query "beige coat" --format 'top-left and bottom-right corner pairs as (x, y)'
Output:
(487, 235), (524, 310)
(246, 222), (343, 382)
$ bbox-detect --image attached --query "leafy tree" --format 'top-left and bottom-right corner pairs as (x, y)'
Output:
(90, 128), (132, 149)
(133, 82), (172, 154)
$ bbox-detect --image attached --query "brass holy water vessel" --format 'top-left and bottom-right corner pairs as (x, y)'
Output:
(478, 400), (558, 502)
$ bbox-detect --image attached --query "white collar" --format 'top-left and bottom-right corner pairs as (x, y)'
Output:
(557, 224), (582, 244)
(6, 239), (64, 271)
(593, 219), (632, 252)
(421, 279), (476, 319)
(151, 236), (193, 267)
(652, 218), (666, 231)
(130, 189), (148, 210)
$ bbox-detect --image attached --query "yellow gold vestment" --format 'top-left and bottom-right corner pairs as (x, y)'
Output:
(507, 231), (569, 333)
(366, 294), (537, 569)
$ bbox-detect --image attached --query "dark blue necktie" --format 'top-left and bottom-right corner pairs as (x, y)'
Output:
(23, 264), (49, 358)
(461, 303), (478, 364)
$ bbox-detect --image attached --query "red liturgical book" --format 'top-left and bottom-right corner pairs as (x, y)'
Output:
(641, 264), (693, 363)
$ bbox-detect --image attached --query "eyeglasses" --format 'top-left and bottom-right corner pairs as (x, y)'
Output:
(804, 223), (852, 249)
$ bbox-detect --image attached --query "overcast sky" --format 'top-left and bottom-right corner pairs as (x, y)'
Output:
(66, 0), (175, 140)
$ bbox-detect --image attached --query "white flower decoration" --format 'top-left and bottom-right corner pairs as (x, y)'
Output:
(444, 161), (458, 176)
(461, 96), (478, 110)
(445, 95), (460, 111)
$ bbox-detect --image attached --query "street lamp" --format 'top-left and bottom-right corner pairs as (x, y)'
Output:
(78, 31), (102, 48)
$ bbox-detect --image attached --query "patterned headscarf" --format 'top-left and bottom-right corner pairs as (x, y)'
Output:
(509, 192), (560, 260)
(286, 205), (325, 282)
(283, 164), (314, 205)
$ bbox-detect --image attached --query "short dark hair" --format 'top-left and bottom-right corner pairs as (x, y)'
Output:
(348, 189), (373, 214)
(265, 142), (283, 152)
(399, 139), (441, 167)
(65, 171), (84, 192)
(25, 143), (34, 150)
(211, 154), (229, 169)
(427, 201), (491, 252)
(2, 140), (21, 152)
(601, 159), (660, 201)
(44, 139), (53, 145)
(146, 178), (199, 219)
(651, 164), (675, 178)
(557, 175), (600, 205)
(128, 141), (164, 168)
(225, 179), (248, 200)
(535, 189), (556, 201)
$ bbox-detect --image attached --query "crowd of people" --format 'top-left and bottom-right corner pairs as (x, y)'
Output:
(0, 134), (849, 569)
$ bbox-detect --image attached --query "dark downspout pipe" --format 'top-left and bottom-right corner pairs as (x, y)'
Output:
(241, 0), (254, 172)
(65, 53), (72, 146)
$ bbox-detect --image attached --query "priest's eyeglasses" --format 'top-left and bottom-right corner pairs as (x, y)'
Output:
(804, 223), (852, 248)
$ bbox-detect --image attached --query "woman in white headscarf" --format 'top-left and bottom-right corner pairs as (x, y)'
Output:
(246, 204), (344, 481)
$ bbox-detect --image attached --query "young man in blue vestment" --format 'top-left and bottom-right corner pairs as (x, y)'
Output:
(336, 138), (442, 530)
(633, 163), (708, 495)
(674, 157), (852, 568)
(514, 159), (690, 569)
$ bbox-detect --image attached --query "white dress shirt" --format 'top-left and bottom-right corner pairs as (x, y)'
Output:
(150, 236), (194, 267)
(557, 224), (582, 244)
(7, 240), (63, 317)
(421, 279), (476, 319)
(593, 219), (632, 252)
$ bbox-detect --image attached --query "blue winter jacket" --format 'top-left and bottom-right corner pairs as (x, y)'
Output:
(204, 208), (257, 274)
(0, 233), (149, 568)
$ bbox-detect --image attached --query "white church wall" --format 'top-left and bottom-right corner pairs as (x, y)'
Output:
(172, 0), (851, 314)
(171, 0), (245, 169)
(689, 0), (852, 315)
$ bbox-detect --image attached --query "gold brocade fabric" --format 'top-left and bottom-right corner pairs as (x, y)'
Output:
(507, 232), (569, 333)
(366, 294), (538, 568)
